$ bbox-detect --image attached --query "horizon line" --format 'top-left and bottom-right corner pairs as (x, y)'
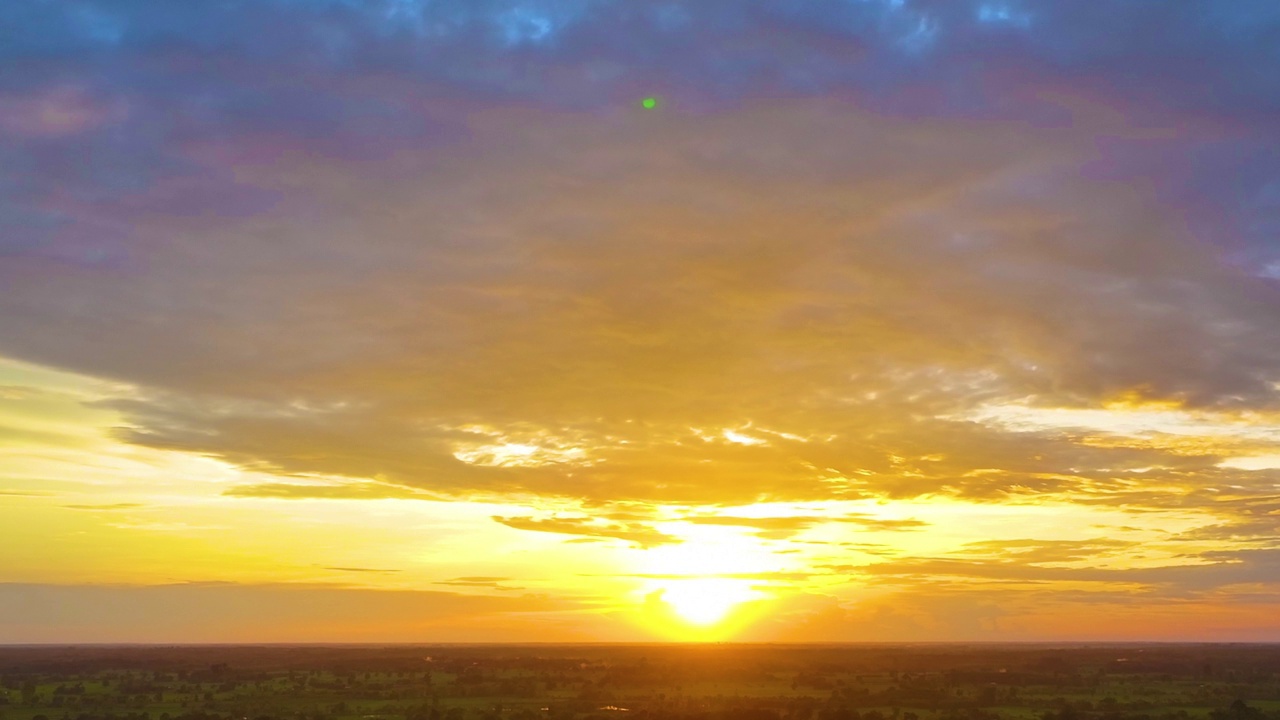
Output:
(4, 641), (1280, 648)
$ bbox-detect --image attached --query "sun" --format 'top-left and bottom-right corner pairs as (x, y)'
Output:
(660, 580), (742, 625)
(655, 578), (761, 627)
(629, 524), (786, 638)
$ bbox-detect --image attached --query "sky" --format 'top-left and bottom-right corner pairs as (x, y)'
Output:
(3, 0), (1280, 643)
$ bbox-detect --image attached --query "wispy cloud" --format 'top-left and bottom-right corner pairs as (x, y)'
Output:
(683, 513), (927, 539)
(493, 516), (679, 548)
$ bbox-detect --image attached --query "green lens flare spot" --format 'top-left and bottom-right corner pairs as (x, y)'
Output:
(641, 97), (658, 109)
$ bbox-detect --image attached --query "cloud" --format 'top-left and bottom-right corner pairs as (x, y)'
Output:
(2, 0), (1280, 523)
(609, 571), (815, 582)
(852, 546), (1280, 596)
(434, 576), (524, 590)
(0, 385), (57, 401)
(0, 86), (127, 139)
(492, 515), (679, 548)
(223, 481), (437, 500)
(953, 537), (1136, 564)
(683, 513), (927, 538)
(7, 100), (1274, 513)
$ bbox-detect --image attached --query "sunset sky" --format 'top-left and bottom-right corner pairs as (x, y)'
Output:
(4, 0), (1280, 643)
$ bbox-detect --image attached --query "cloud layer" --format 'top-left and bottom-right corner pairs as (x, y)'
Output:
(3, 0), (1280, 640)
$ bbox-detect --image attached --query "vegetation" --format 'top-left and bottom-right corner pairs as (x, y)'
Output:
(1, 645), (1278, 720)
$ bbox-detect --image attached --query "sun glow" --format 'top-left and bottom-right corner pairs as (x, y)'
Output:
(624, 524), (784, 639)
(659, 578), (759, 626)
